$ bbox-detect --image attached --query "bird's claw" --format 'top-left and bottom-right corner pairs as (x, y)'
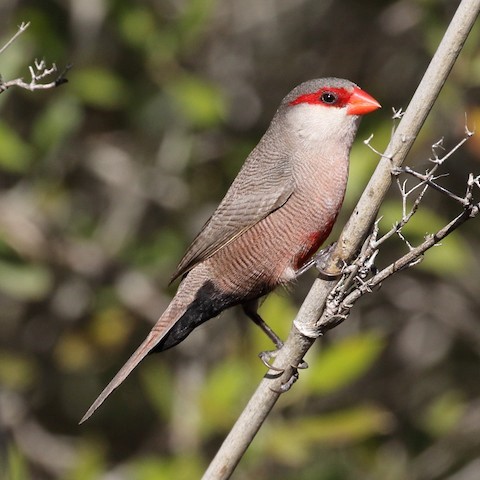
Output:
(259, 349), (284, 372)
(270, 369), (300, 394)
(314, 244), (342, 280)
(296, 243), (341, 279)
(259, 348), (308, 372)
(296, 359), (309, 369)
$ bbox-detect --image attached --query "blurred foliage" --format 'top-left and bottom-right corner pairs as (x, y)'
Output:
(4, 444), (31, 480)
(303, 332), (386, 394)
(0, 1), (480, 479)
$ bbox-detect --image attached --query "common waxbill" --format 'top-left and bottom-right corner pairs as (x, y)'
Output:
(80, 78), (380, 422)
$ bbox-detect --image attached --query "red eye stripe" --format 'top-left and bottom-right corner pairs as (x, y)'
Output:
(289, 87), (351, 107)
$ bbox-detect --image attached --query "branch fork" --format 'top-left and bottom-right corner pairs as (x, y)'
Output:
(0, 22), (70, 94)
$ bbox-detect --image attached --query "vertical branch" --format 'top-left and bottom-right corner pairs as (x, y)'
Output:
(202, 0), (480, 479)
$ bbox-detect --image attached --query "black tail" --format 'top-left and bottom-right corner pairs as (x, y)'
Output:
(153, 280), (241, 351)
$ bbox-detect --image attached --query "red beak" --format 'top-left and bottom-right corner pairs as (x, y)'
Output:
(347, 87), (381, 115)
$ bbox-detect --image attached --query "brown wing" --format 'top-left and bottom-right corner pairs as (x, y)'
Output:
(171, 151), (294, 282)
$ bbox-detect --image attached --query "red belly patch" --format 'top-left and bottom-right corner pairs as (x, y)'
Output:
(294, 219), (335, 270)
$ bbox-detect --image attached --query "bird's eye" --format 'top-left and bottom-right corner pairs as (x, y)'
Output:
(320, 92), (337, 104)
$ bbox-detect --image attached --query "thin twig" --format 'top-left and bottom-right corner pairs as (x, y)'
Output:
(0, 21), (30, 55)
(334, 174), (477, 327)
(0, 62), (71, 93)
(402, 166), (468, 204)
(321, 128), (477, 329)
(324, 201), (479, 331)
(0, 23), (71, 94)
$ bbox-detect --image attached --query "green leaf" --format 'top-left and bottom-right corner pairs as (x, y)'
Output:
(166, 75), (226, 128)
(421, 390), (465, 437)
(264, 405), (393, 465)
(64, 441), (105, 480)
(0, 351), (38, 391)
(124, 229), (185, 272)
(254, 294), (296, 349)
(88, 307), (134, 349)
(176, 0), (217, 45)
(129, 455), (203, 480)
(4, 443), (30, 480)
(71, 67), (128, 110)
(418, 232), (469, 276)
(118, 6), (156, 49)
(139, 361), (173, 421)
(305, 332), (385, 394)
(200, 358), (253, 434)
(32, 94), (83, 151)
(53, 333), (94, 372)
(0, 121), (33, 172)
(379, 201), (471, 275)
(379, 200), (443, 237)
(0, 260), (52, 300)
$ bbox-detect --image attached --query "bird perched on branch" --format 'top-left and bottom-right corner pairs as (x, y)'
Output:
(81, 77), (380, 423)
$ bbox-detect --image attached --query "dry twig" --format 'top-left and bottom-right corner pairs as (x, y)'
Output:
(0, 22), (70, 94)
(323, 129), (477, 331)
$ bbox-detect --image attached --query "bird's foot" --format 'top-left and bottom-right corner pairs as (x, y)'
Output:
(313, 243), (342, 279)
(259, 348), (284, 372)
(295, 243), (341, 280)
(269, 359), (309, 393)
(270, 369), (300, 394)
(259, 347), (308, 372)
(296, 358), (309, 370)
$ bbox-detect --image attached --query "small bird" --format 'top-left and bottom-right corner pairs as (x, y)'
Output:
(80, 78), (380, 422)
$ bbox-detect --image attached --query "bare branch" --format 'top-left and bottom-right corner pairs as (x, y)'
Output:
(402, 167), (467, 204)
(0, 61), (71, 94)
(0, 21), (30, 55)
(0, 23), (71, 94)
(314, 127), (476, 331)
(364, 134), (386, 157)
(324, 200), (479, 331)
(323, 125), (476, 327)
(430, 126), (474, 165)
(391, 127), (476, 207)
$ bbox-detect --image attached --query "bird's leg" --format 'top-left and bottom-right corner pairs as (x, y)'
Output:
(242, 301), (285, 371)
(242, 300), (308, 372)
(295, 243), (341, 280)
(243, 300), (284, 349)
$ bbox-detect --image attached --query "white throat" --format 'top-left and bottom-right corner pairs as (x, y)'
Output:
(285, 103), (360, 149)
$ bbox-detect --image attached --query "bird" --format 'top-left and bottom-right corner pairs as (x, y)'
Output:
(80, 78), (380, 423)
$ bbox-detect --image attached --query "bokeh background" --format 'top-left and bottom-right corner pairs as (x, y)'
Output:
(0, 0), (479, 479)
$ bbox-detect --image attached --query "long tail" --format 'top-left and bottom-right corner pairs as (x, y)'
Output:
(79, 299), (188, 424)
(80, 267), (233, 424)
